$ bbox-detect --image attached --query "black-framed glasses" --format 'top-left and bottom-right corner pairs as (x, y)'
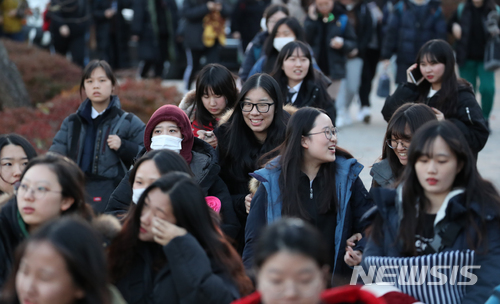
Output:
(386, 139), (410, 150)
(307, 126), (337, 140)
(15, 183), (62, 200)
(240, 102), (275, 113)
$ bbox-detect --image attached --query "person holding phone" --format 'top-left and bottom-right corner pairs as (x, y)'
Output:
(381, 39), (489, 159)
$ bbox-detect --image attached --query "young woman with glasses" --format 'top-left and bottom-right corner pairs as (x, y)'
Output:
(242, 107), (373, 284)
(370, 103), (437, 188)
(215, 73), (289, 252)
(0, 154), (91, 288)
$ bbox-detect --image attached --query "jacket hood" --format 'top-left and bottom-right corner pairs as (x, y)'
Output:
(144, 105), (194, 164)
(92, 214), (122, 247)
(179, 89), (197, 119)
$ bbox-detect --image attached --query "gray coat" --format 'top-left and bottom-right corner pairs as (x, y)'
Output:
(49, 96), (145, 180)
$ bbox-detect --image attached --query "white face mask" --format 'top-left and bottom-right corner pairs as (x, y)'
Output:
(273, 37), (295, 52)
(150, 135), (183, 153)
(260, 18), (267, 31)
(345, 4), (354, 10)
(132, 188), (146, 204)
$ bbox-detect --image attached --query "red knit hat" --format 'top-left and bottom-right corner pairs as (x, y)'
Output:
(144, 105), (194, 164)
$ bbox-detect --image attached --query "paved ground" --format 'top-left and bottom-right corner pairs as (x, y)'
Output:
(164, 68), (500, 191)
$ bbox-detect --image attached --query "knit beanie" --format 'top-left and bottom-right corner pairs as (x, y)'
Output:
(144, 105), (194, 164)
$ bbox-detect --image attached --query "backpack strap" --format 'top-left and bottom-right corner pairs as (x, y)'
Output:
(339, 14), (348, 34)
(457, 2), (465, 20)
(68, 114), (82, 162)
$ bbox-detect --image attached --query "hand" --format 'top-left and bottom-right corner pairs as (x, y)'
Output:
(406, 63), (423, 84)
(348, 48), (358, 58)
(152, 217), (187, 246)
(346, 233), (362, 247)
(197, 130), (218, 148)
(245, 193), (253, 214)
(59, 25), (70, 37)
(104, 8), (116, 18)
(107, 135), (122, 151)
(232, 31), (241, 39)
(344, 247), (363, 267)
(131, 35), (139, 42)
(431, 107), (445, 121)
(8, 9), (17, 17)
(207, 1), (216, 11)
(308, 4), (318, 20)
(382, 59), (391, 70)
(452, 23), (462, 40)
(330, 37), (344, 49)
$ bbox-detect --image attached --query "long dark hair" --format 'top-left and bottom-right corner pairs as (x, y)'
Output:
(276, 107), (352, 219)
(382, 103), (437, 181)
(264, 4), (289, 29)
(79, 60), (117, 99)
(191, 64), (238, 128)
(254, 218), (328, 269)
(218, 74), (288, 181)
(415, 39), (469, 117)
(271, 41), (315, 99)
(19, 154), (91, 220)
(262, 17), (306, 72)
(108, 173), (253, 296)
(397, 120), (500, 256)
(128, 149), (194, 186)
(1, 217), (110, 304)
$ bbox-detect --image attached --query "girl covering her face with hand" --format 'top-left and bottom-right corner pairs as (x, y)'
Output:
(108, 172), (253, 304)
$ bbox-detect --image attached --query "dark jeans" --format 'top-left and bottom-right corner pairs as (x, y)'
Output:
(52, 32), (87, 67)
(359, 48), (381, 108)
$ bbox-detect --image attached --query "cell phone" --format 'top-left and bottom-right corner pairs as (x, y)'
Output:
(410, 66), (423, 85)
(205, 131), (213, 138)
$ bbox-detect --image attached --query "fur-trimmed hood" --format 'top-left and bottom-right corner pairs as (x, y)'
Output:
(92, 214), (122, 247)
(179, 89), (197, 120)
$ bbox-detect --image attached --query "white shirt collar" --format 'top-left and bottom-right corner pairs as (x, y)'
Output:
(287, 81), (303, 103)
(91, 107), (107, 119)
(434, 188), (465, 226)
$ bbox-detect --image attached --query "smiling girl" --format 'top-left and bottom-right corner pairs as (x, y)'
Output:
(363, 120), (500, 304)
(382, 39), (489, 158)
(243, 107), (373, 284)
(50, 60), (145, 213)
(271, 41), (336, 121)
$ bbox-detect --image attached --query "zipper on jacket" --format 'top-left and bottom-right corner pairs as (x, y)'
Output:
(310, 180), (313, 199)
(466, 107), (473, 124)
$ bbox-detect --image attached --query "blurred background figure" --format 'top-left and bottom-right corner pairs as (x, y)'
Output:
(131, 0), (178, 78)
(230, 0), (270, 50)
(93, 0), (134, 69)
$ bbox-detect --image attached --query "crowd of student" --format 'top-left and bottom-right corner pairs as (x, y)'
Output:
(0, 0), (500, 303)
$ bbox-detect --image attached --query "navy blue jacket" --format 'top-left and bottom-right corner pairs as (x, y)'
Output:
(380, 0), (447, 83)
(239, 31), (268, 83)
(243, 156), (373, 283)
(362, 187), (500, 304)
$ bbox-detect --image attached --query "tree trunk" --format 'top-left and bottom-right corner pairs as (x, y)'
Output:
(0, 40), (31, 109)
